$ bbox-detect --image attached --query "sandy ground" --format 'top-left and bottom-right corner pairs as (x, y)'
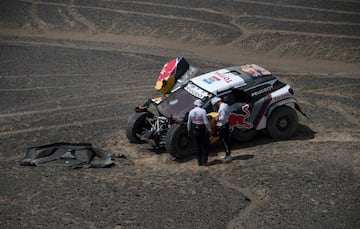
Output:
(0, 0), (359, 228)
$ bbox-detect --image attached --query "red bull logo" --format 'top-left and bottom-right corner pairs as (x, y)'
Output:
(229, 104), (253, 130)
(241, 64), (271, 77)
(158, 58), (177, 81)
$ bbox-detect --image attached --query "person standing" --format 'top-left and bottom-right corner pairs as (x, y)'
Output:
(211, 97), (232, 163)
(187, 99), (212, 166)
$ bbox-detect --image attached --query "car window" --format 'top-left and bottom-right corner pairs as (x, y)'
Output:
(222, 93), (236, 105)
(232, 89), (252, 103)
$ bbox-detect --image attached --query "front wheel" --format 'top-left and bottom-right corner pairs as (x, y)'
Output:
(165, 124), (194, 159)
(267, 106), (298, 139)
(126, 112), (154, 143)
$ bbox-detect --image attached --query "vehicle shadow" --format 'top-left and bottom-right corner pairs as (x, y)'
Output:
(175, 124), (315, 165)
(233, 124), (315, 149)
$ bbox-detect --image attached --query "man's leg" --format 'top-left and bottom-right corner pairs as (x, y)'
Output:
(220, 124), (232, 162)
(202, 133), (210, 165)
(220, 125), (231, 155)
(194, 134), (203, 166)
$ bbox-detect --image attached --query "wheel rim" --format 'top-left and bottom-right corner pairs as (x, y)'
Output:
(277, 116), (289, 130)
(135, 118), (152, 140)
(179, 135), (190, 148)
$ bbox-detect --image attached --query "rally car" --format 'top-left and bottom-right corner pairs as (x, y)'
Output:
(126, 57), (307, 159)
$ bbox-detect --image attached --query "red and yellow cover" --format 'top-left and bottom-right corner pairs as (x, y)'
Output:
(154, 57), (189, 94)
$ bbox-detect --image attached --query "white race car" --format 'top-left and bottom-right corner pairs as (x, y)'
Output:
(126, 57), (307, 159)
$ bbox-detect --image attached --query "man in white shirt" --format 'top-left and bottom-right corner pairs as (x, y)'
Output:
(187, 99), (212, 166)
(211, 97), (232, 163)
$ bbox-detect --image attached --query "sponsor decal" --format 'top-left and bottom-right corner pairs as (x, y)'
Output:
(272, 92), (292, 102)
(202, 72), (233, 84)
(229, 104), (253, 130)
(251, 85), (273, 97)
(214, 71), (232, 83)
(241, 64), (271, 77)
(203, 72), (232, 84)
(184, 83), (210, 99)
(203, 75), (221, 84)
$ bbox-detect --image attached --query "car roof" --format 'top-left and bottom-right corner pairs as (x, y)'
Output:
(190, 64), (273, 95)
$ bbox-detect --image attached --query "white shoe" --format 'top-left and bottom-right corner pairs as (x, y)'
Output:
(223, 155), (232, 163)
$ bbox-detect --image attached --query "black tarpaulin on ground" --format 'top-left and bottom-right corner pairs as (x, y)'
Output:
(20, 142), (121, 168)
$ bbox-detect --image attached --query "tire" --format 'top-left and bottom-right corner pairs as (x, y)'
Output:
(165, 124), (194, 159)
(267, 106), (298, 139)
(126, 112), (154, 143)
(232, 128), (257, 142)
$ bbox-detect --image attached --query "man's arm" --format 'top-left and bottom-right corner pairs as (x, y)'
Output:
(203, 112), (212, 133)
(187, 111), (192, 135)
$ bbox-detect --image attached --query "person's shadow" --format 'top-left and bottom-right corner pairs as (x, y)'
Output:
(206, 154), (255, 166)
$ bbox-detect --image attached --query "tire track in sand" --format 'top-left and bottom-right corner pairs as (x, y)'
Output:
(29, 0), (49, 32)
(0, 115), (126, 137)
(217, 175), (261, 229)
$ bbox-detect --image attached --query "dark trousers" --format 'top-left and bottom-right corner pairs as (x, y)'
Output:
(192, 124), (210, 166)
(219, 123), (231, 156)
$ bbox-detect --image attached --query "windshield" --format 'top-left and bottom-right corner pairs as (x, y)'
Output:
(157, 82), (212, 120)
(157, 88), (198, 121)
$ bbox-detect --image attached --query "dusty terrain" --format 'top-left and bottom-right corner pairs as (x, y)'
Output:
(0, 0), (359, 228)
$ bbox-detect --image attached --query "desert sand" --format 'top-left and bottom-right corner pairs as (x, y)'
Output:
(0, 0), (359, 228)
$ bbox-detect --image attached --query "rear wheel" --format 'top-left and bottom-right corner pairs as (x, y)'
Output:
(267, 106), (298, 139)
(165, 124), (193, 159)
(126, 112), (154, 143)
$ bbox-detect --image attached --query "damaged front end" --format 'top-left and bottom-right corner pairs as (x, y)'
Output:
(140, 115), (170, 148)
(127, 56), (198, 150)
(126, 105), (177, 149)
